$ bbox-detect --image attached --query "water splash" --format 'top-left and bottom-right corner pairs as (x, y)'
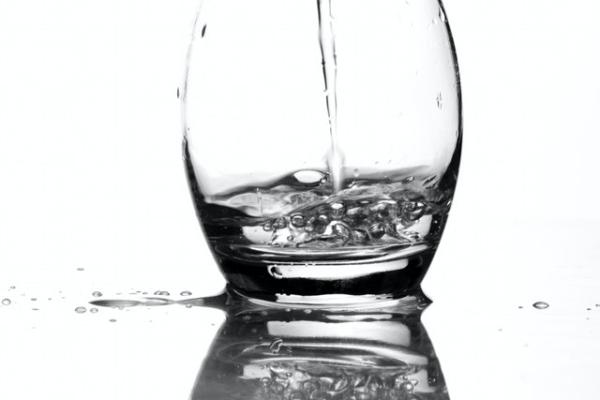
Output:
(317, 0), (344, 193)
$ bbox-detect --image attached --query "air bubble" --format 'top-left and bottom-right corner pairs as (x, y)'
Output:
(269, 266), (284, 279)
(75, 306), (87, 314)
(269, 338), (284, 353)
(180, 291), (192, 297)
(109, 319), (117, 323)
(263, 221), (273, 231)
(533, 301), (549, 309)
(353, 168), (360, 178)
(302, 380), (320, 394)
(332, 223), (351, 239)
(154, 291), (170, 296)
(436, 92), (443, 109)
(368, 223), (385, 239)
(353, 229), (368, 243)
(400, 201), (427, 221)
(293, 170), (326, 185)
(2, 298), (11, 306)
(291, 214), (306, 227)
(289, 391), (306, 400)
(331, 202), (345, 220)
(273, 218), (288, 230)
(310, 391), (331, 400)
(92, 291), (103, 297)
(439, 7), (447, 22)
(90, 308), (99, 313)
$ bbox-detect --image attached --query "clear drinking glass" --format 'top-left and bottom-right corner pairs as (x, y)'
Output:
(183, 0), (461, 303)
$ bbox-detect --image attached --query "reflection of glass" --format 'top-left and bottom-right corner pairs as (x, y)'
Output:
(190, 288), (450, 399)
(183, 0), (461, 302)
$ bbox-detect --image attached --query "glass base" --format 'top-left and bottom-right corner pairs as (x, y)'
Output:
(218, 248), (435, 306)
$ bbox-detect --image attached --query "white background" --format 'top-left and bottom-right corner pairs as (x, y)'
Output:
(1, 0), (600, 399)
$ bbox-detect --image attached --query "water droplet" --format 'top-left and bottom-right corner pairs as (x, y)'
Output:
(154, 291), (170, 296)
(533, 301), (549, 310)
(92, 291), (103, 297)
(269, 338), (284, 353)
(75, 306), (87, 314)
(180, 291), (192, 297)
(3, 298), (13, 305)
(436, 92), (443, 109)
(291, 214), (306, 227)
(90, 308), (98, 313)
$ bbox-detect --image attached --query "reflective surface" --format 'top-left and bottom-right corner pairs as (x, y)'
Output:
(189, 289), (449, 400)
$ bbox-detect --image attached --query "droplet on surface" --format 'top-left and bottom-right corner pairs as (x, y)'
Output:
(90, 308), (99, 313)
(269, 338), (284, 353)
(75, 306), (87, 314)
(154, 291), (170, 296)
(180, 291), (192, 297)
(533, 301), (549, 310)
(92, 291), (103, 297)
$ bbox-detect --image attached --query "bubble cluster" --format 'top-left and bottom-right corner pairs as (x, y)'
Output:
(255, 362), (422, 400)
(259, 194), (432, 248)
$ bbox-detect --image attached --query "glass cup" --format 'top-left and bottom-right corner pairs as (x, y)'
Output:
(182, 0), (461, 304)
